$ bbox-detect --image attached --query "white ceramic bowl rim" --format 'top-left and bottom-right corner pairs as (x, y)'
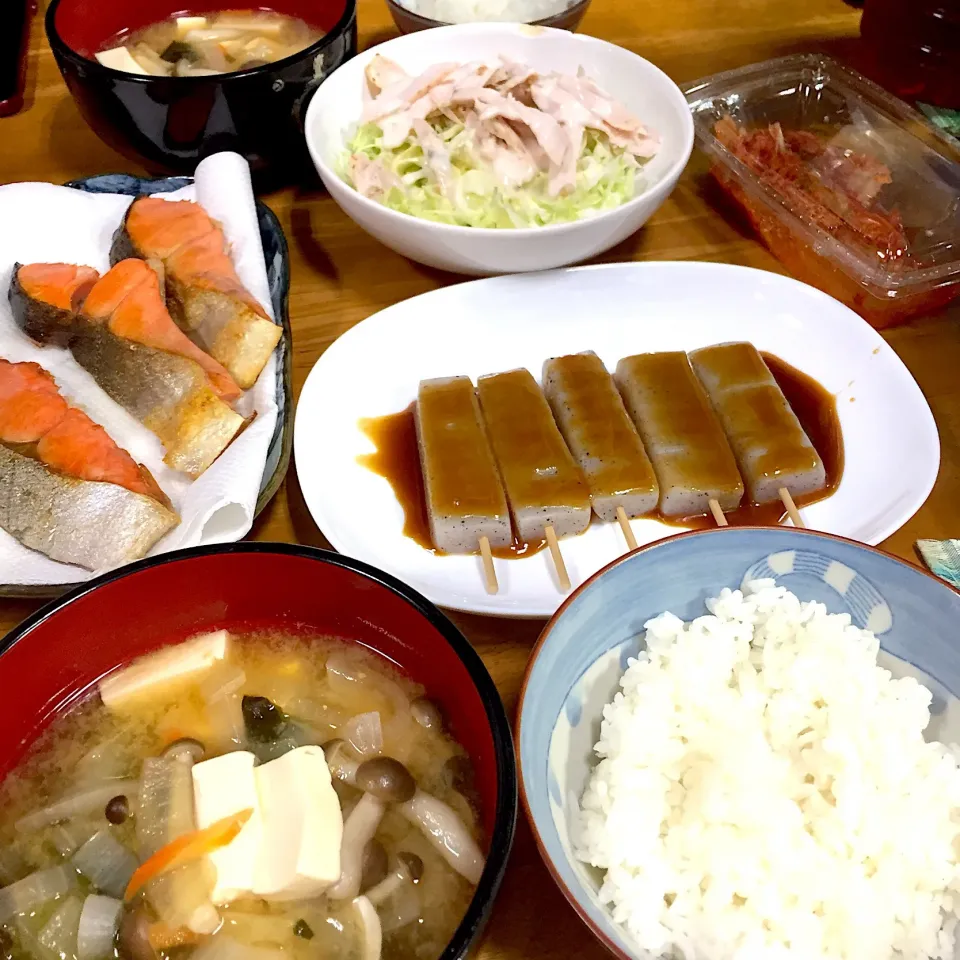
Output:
(304, 23), (695, 237)
(385, 0), (593, 29)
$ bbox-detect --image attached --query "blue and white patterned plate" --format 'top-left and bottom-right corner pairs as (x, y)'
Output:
(0, 173), (293, 599)
(518, 527), (960, 960)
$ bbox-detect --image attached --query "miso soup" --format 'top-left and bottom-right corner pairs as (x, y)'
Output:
(0, 632), (483, 960)
(96, 11), (325, 77)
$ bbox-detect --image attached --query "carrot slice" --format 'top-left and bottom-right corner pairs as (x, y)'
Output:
(125, 807), (253, 900)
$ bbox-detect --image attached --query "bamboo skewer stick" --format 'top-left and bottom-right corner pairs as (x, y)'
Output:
(544, 525), (571, 592)
(779, 487), (805, 528)
(478, 536), (498, 595)
(708, 498), (728, 527)
(616, 506), (638, 551)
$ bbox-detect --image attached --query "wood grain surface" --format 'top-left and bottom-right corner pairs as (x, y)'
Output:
(1, 2), (958, 957)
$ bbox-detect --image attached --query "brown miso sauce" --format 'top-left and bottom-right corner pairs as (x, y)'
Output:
(763, 352), (844, 488)
(545, 354), (659, 502)
(417, 377), (509, 518)
(491, 537), (548, 559)
(476, 370), (591, 513)
(667, 352), (844, 529)
(358, 405), (429, 548)
(358, 354), (843, 549)
(357, 406), (546, 559)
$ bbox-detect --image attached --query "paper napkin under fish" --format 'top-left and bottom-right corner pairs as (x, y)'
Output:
(0, 152), (279, 586)
(916, 539), (960, 590)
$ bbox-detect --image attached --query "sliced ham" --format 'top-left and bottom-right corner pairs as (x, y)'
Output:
(361, 62), (460, 124)
(350, 54), (660, 214)
(349, 154), (401, 201)
(548, 122), (583, 198)
(364, 54), (409, 97)
(474, 87), (569, 166)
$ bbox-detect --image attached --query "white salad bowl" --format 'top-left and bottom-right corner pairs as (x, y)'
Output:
(303, 24), (694, 275)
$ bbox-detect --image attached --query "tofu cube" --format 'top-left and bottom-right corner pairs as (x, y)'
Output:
(191, 751), (263, 904)
(176, 16), (209, 36)
(95, 47), (150, 74)
(99, 631), (230, 713)
(254, 746), (343, 900)
(191, 746), (344, 904)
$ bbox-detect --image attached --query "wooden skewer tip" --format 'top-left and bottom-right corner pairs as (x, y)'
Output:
(708, 498), (728, 527)
(616, 506), (639, 551)
(779, 487), (805, 528)
(544, 525), (571, 593)
(478, 535), (498, 595)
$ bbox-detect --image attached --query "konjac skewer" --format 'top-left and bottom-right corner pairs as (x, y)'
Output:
(476, 369), (591, 592)
(614, 352), (744, 523)
(688, 342), (824, 525)
(709, 499), (729, 527)
(542, 352), (658, 552)
(778, 487), (805, 528)
(415, 377), (510, 594)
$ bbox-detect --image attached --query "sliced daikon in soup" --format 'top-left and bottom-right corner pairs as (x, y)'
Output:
(0, 632), (483, 960)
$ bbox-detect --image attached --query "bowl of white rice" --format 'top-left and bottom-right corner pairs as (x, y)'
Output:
(385, 0), (590, 35)
(517, 527), (960, 960)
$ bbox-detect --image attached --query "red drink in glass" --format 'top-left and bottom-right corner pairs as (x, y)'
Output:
(860, 0), (960, 109)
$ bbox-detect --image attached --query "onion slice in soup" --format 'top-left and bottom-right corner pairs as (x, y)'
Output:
(38, 895), (84, 958)
(344, 712), (383, 758)
(0, 865), (75, 923)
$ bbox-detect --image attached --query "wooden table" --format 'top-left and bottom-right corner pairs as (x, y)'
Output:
(2, 1), (959, 956)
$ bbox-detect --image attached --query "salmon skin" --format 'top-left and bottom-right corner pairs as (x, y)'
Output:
(9, 260), (245, 478)
(112, 197), (282, 390)
(9, 263), (101, 348)
(82, 259), (241, 402)
(11, 263), (100, 326)
(0, 358), (178, 571)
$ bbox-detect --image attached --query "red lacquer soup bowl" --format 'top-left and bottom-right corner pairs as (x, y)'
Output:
(46, 0), (357, 185)
(0, 542), (516, 959)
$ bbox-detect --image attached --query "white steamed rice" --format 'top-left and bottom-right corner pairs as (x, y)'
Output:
(394, 0), (577, 23)
(576, 579), (960, 960)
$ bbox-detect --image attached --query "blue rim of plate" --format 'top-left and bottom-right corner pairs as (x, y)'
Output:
(0, 173), (293, 599)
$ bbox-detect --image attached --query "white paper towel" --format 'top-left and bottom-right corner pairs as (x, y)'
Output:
(0, 152), (280, 585)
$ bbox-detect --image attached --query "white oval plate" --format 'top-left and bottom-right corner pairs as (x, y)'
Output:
(295, 262), (939, 618)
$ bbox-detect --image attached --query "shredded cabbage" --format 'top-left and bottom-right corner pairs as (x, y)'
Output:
(340, 120), (644, 228)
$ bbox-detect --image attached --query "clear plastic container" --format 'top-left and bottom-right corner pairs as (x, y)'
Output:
(684, 54), (960, 329)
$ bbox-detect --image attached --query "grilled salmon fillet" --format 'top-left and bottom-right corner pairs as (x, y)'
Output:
(0, 358), (178, 570)
(10, 260), (245, 477)
(112, 197), (281, 389)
